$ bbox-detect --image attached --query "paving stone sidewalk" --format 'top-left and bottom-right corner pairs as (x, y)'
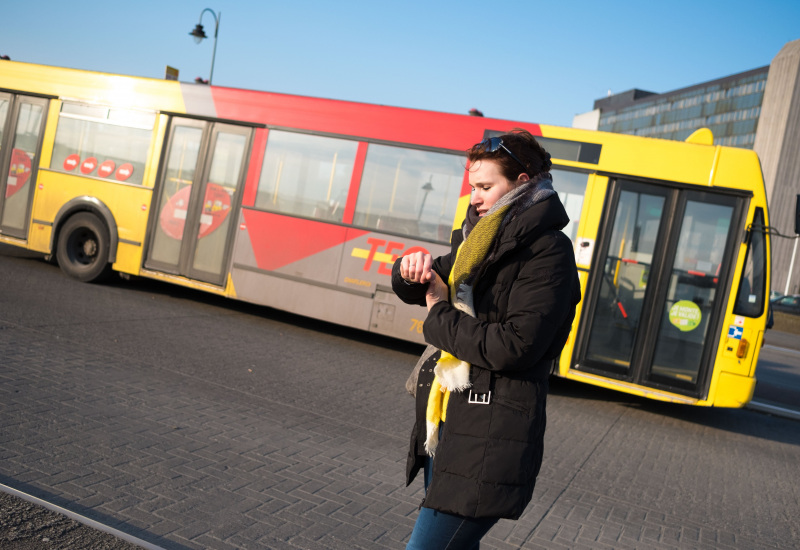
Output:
(1, 251), (799, 549)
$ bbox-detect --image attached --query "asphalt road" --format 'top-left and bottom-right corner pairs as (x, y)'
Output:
(1, 244), (799, 549)
(753, 341), (800, 411)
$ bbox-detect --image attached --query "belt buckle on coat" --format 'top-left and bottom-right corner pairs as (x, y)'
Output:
(468, 390), (491, 404)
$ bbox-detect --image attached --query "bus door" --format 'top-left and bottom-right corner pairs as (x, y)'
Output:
(0, 94), (48, 240)
(575, 179), (745, 398)
(145, 118), (251, 286)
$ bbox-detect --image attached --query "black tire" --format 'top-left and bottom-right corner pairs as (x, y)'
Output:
(56, 212), (113, 283)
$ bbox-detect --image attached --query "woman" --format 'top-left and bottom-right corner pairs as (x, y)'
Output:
(392, 129), (581, 549)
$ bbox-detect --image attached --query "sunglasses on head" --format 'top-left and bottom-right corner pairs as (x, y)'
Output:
(476, 137), (528, 173)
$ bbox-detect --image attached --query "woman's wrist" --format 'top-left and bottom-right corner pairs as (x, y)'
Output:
(426, 295), (446, 311)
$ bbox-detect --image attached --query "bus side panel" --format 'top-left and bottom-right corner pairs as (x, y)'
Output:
(340, 231), (448, 343)
(209, 86), (543, 154)
(339, 232), (448, 290)
(1, 62), (186, 114)
(232, 267), (375, 331)
(24, 100), (61, 252)
(558, 269), (590, 376)
(368, 290), (426, 344)
(31, 171), (153, 271)
(235, 209), (365, 286)
(559, 175), (608, 377)
(541, 124), (718, 186)
(229, 208), (450, 343)
(707, 371), (757, 408)
(230, 209), (375, 329)
(706, 147), (769, 406)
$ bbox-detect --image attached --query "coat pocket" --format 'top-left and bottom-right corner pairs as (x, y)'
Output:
(492, 394), (531, 416)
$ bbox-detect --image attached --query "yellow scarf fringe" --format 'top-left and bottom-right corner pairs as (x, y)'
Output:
(423, 203), (510, 456)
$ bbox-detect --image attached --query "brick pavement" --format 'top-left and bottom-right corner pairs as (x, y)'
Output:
(1, 249), (799, 549)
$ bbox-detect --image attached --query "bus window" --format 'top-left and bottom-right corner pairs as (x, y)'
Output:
(585, 188), (666, 369)
(2, 100), (45, 232)
(733, 208), (767, 317)
(0, 94), (8, 147)
(50, 103), (155, 186)
(255, 130), (357, 222)
(353, 144), (463, 242)
(190, 131), (247, 277)
(650, 199), (734, 384)
(149, 124), (203, 267)
(551, 168), (589, 242)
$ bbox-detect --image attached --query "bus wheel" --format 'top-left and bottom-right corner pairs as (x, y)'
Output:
(56, 212), (112, 283)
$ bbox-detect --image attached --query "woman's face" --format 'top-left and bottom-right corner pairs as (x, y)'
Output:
(469, 159), (518, 217)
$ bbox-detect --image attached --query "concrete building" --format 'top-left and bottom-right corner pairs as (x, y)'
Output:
(575, 39), (800, 295)
(753, 40), (800, 296)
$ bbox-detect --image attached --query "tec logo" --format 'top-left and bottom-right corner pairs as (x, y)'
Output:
(351, 238), (429, 275)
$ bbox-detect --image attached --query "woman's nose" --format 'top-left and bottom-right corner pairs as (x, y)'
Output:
(470, 193), (480, 206)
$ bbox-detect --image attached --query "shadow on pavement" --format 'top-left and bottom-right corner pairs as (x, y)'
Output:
(9, 245), (795, 448)
(549, 376), (800, 446)
(103, 264), (426, 358)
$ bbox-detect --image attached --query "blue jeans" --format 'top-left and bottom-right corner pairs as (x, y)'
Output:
(406, 451), (499, 549)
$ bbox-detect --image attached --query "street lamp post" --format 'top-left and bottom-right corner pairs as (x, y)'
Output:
(189, 8), (221, 85)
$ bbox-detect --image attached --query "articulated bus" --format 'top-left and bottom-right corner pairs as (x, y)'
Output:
(0, 61), (770, 407)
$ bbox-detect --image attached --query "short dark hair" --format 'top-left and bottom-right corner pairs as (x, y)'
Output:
(467, 129), (552, 181)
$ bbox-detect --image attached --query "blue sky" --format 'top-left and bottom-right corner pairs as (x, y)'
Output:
(2, 1), (798, 128)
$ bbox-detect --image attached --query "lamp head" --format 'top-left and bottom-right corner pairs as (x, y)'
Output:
(189, 24), (207, 44)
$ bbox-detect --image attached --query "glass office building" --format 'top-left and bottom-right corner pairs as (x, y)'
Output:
(574, 37), (800, 295)
(590, 67), (769, 148)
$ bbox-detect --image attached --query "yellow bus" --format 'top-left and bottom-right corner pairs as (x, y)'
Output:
(0, 60), (770, 407)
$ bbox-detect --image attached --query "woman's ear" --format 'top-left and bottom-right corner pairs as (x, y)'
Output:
(516, 173), (531, 185)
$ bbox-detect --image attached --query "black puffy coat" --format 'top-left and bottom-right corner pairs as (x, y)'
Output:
(392, 193), (581, 520)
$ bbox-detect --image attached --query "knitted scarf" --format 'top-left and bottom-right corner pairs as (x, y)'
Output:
(424, 175), (555, 456)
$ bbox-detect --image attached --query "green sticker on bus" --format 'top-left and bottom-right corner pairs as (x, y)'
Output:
(669, 300), (702, 332)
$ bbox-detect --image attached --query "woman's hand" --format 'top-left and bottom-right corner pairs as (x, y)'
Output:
(400, 252), (448, 311)
(425, 272), (449, 311)
(400, 252), (434, 284)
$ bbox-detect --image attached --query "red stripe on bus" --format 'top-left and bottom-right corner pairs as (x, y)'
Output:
(208, 86), (541, 151)
(343, 142), (368, 225)
(241, 128), (268, 207)
(242, 210), (368, 271)
(621, 258), (637, 264)
(688, 270), (706, 277)
(460, 164), (472, 198)
(617, 302), (628, 318)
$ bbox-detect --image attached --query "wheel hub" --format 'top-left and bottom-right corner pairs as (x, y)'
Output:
(82, 238), (97, 258)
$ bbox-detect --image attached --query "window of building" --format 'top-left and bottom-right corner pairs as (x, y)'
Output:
(50, 103), (155, 186)
(255, 130), (358, 222)
(353, 144), (464, 242)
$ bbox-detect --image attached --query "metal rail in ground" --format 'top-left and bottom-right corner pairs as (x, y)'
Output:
(747, 400), (800, 421)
